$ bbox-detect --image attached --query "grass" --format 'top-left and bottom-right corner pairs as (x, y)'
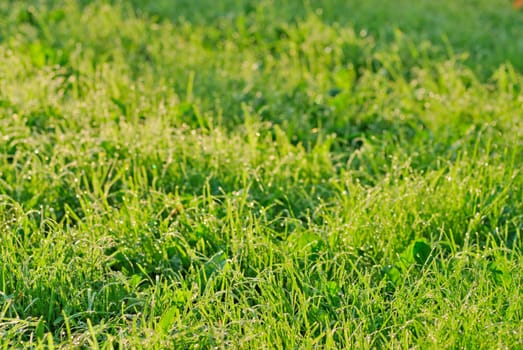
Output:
(0, 0), (522, 348)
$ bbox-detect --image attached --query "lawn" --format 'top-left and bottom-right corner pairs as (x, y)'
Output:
(1, 0), (522, 348)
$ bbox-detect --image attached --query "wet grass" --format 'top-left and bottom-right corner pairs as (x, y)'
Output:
(0, 0), (522, 348)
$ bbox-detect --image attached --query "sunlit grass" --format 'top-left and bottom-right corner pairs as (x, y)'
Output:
(1, 0), (522, 348)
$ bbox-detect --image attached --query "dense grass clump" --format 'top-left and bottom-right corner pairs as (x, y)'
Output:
(1, 0), (522, 348)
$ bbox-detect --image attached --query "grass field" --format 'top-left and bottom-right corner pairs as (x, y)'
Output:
(1, 0), (522, 348)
